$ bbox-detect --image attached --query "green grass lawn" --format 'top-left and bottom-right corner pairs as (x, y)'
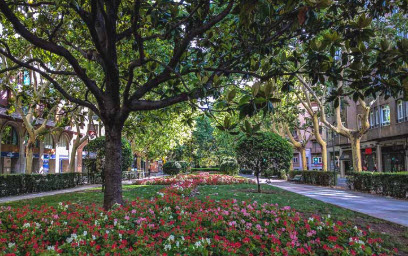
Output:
(1, 183), (407, 254)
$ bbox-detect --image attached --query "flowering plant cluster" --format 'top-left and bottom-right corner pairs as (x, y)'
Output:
(0, 174), (397, 255)
(134, 172), (255, 186)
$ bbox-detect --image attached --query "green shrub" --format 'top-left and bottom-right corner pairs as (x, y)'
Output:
(347, 172), (408, 198)
(163, 161), (183, 175)
(288, 170), (336, 186)
(191, 167), (220, 172)
(178, 161), (189, 173)
(0, 173), (85, 197)
(219, 157), (239, 175)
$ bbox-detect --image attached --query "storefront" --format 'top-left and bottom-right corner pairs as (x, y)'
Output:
(382, 145), (406, 172)
(362, 147), (377, 172)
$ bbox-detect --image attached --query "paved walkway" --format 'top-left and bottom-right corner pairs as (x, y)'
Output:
(265, 179), (408, 227)
(0, 175), (166, 204)
(0, 184), (101, 204)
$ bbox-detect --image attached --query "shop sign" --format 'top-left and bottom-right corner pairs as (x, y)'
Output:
(365, 148), (373, 155)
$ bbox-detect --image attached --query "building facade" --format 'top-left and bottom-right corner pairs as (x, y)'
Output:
(291, 103), (326, 171)
(291, 96), (408, 174)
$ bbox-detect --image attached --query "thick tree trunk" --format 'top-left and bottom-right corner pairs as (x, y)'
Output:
(350, 137), (362, 172)
(300, 148), (308, 171)
(26, 141), (34, 174)
(103, 125), (124, 210)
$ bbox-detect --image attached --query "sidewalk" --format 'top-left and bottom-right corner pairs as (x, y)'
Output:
(0, 175), (167, 204)
(265, 179), (408, 227)
(0, 184), (101, 204)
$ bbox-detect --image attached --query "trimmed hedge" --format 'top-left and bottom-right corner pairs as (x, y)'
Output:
(288, 170), (336, 186)
(0, 173), (85, 197)
(191, 167), (220, 172)
(347, 172), (408, 199)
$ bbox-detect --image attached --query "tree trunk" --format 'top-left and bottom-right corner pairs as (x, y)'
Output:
(103, 125), (124, 210)
(300, 148), (308, 171)
(311, 114), (327, 171)
(321, 145), (328, 171)
(69, 143), (78, 173)
(256, 168), (261, 193)
(26, 141), (34, 174)
(350, 137), (362, 172)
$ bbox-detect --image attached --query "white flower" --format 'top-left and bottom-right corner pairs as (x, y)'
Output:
(317, 226), (322, 231)
(308, 217), (314, 222)
(181, 236), (185, 241)
(83, 231), (88, 236)
(327, 214), (331, 219)
(194, 241), (202, 247)
(206, 238), (211, 244)
(92, 235), (96, 240)
(168, 235), (175, 241)
(47, 246), (55, 251)
(23, 223), (30, 228)
(164, 244), (171, 251)
(8, 243), (15, 248)
(176, 241), (180, 247)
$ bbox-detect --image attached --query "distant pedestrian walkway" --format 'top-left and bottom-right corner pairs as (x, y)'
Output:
(0, 184), (101, 204)
(266, 179), (408, 227)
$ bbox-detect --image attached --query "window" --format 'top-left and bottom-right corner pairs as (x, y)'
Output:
(397, 100), (404, 122)
(1, 125), (18, 146)
(381, 105), (390, 126)
(405, 101), (408, 121)
(293, 157), (298, 163)
(59, 136), (69, 150)
(44, 134), (54, 149)
(375, 107), (380, 126)
(369, 111), (375, 128)
(313, 157), (322, 164)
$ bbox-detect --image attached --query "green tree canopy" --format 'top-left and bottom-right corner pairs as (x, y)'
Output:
(236, 132), (293, 192)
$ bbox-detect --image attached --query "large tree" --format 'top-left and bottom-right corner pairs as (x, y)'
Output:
(0, 0), (399, 209)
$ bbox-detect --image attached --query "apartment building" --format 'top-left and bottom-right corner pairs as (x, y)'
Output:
(291, 102), (327, 171)
(327, 97), (408, 175)
(0, 72), (103, 174)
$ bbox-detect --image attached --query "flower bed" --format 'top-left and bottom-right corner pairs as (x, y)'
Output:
(134, 172), (255, 186)
(0, 174), (397, 255)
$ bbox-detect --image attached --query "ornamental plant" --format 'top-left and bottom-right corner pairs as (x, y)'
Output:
(220, 157), (239, 176)
(163, 161), (183, 175)
(236, 132), (293, 193)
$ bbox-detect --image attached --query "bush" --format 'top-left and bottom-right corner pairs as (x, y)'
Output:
(347, 172), (408, 198)
(178, 161), (190, 173)
(163, 161), (183, 175)
(240, 169), (253, 175)
(219, 157), (239, 175)
(0, 173), (85, 197)
(191, 167), (220, 172)
(288, 170), (336, 186)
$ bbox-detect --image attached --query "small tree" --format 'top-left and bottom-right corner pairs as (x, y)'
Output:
(236, 132), (292, 193)
(219, 156), (239, 176)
